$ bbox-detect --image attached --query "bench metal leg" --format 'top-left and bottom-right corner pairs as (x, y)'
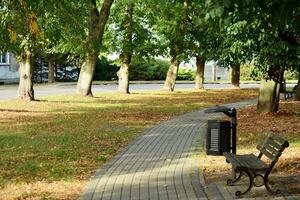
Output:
(264, 177), (280, 195)
(253, 174), (264, 187)
(235, 169), (254, 197)
(227, 168), (242, 186)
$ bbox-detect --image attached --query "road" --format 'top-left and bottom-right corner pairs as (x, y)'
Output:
(0, 82), (265, 100)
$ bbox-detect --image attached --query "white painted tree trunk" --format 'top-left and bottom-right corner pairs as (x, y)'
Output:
(18, 50), (34, 101)
(118, 63), (130, 93)
(76, 53), (97, 96)
(163, 58), (179, 91)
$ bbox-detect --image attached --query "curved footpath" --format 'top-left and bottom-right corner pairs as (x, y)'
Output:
(79, 100), (256, 200)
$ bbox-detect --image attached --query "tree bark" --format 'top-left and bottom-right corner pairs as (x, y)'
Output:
(257, 80), (281, 112)
(212, 62), (216, 81)
(18, 50), (34, 101)
(294, 72), (300, 101)
(118, 3), (133, 94)
(195, 56), (205, 89)
(257, 67), (284, 112)
(118, 63), (130, 93)
(76, 0), (114, 96)
(48, 60), (55, 83)
(77, 53), (98, 96)
(163, 0), (188, 91)
(163, 56), (180, 91)
(231, 63), (240, 88)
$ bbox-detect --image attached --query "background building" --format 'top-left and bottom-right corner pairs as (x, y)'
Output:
(0, 52), (19, 83)
(204, 61), (228, 81)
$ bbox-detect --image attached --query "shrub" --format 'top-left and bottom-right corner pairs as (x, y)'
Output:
(94, 57), (197, 81)
(240, 63), (298, 81)
(93, 56), (119, 81)
(284, 70), (298, 80)
(177, 68), (195, 81)
(239, 63), (260, 81)
(129, 58), (170, 80)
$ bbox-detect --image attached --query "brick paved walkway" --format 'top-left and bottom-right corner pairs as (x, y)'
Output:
(80, 100), (256, 200)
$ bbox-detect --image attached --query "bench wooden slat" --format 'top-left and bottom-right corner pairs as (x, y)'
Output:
(257, 140), (280, 155)
(268, 133), (287, 145)
(256, 133), (289, 161)
(258, 142), (280, 156)
(265, 137), (283, 150)
(257, 144), (277, 161)
(224, 153), (268, 170)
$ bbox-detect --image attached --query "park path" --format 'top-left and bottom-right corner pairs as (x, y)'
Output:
(79, 100), (256, 200)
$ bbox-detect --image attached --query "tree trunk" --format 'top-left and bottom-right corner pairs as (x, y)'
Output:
(48, 60), (55, 83)
(195, 56), (205, 89)
(55, 64), (58, 78)
(163, 56), (179, 91)
(257, 79), (281, 112)
(77, 53), (98, 96)
(257, 66), (285, 113)
(118, 63), (130, 93)
(231, 63), (240, 88)
(76, 0), (114, 96)
(18, 50), (34, 101)
(118, 3), (133, 94)
(294, 72), (300, 101)
(212, 62), (217, 81)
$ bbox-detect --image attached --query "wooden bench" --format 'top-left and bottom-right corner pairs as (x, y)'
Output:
(223, 133), (289, 197)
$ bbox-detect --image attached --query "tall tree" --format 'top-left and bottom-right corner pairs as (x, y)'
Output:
(186, 1), (224, 90)
(104, 0), (158, 94)
(117, 3), (134, 93)
(146, 0), (190, 91)
(0, 0), (58, 100)
(76, 0), (114, 96)
(253, 0), (300, 112)
(162, 0), (189, 91)
(209, 0), (300, 112)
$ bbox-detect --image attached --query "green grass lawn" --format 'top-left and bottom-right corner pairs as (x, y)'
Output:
(0, 89), (258, 199)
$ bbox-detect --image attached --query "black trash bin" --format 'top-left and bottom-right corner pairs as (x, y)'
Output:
(207, 120), (231, 155)
(205, 106), (237, 156)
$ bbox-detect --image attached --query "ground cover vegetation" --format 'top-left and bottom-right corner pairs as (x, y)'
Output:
(0, 89), (257, 199)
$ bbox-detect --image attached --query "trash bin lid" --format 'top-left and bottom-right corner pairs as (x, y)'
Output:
(204, 106), (231, 113)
